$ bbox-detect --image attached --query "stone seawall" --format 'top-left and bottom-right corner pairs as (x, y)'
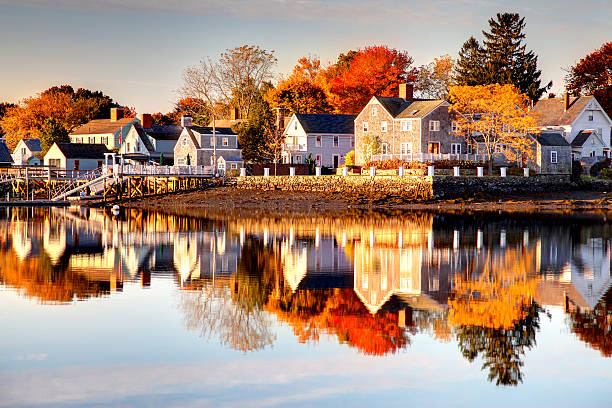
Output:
(235, 175), (572, 201)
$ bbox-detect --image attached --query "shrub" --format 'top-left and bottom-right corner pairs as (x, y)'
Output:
(590, 159), (611, 177)
(345, 150), (355, 166)
(571, 160), (583, 182)
(599, 168), (612, 180)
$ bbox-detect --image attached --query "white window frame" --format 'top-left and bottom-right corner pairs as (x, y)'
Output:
(381, 143), (388, 155)
(400, 120), (412, 131)
(551, 150), (558, 164)
(451, 121), (458, 132)
(429, 120), (440, 131)
(295, 155), (302, 163)
(316, 135), (321, 147)
(177, 158), (185, 165)
(363, 122), (369, 132)
(451, 143), (461, 154)
(222, 137), (228, 147)
(333, 136), (339, 147)
(210, 137), (215, 146)
(381, 121), (387, 133)
(400, 142), (412, 155)
(231, 163), (238, 169)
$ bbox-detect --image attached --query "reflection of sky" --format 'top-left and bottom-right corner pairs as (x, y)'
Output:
(1, 278), (611, 407)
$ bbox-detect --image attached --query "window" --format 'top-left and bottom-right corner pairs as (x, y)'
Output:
(97, 160), (103, 168)
(588, 113), (594, 121)
(371, 106), (377, 117)
(451, 122), (458, 132)
(400, 142), (412, 155)
(182, 138), (187, 146)
(21, 147), (26, 155)
(590, 151), (596, 157)
(381, 121), (387, 132)
(210, 137), (215, 146)
(451, 143), (461, 154)
(218, 161), (225, 170)
(551, 150), (558, 164)
(316, 154), (321, 165)
(222, 137), (228, 146)
(467, 144), (473, 154)
(102, 136), (108, 145)
(381, 143), (388, 155)
(401, 120), (411, 131)
(294, 121), (298, 130)
(591, 137), (595, 145)
(177, 158), (185, 165)
(597, 128), (603, 136)
(333, 136), (339, 146)
(127, 143), (130, 151)
(296, 155), (302, 163)
(428, 142), (440, 154)
(231, 163), (238, 169)
(49, 159), (61, 168)
(429, 120), (440, 131)
(316, 136), (321, 147)
(136, 141), (141, 151)
(351, 138), (355, 147)
(74, 160), (80, 170)
(363, 122), (368, 132)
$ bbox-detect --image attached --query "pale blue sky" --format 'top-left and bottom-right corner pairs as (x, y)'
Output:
(0, 0), (610, 114)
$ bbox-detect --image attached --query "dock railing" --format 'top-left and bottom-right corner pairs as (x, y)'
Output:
(370, 153), (488, 163)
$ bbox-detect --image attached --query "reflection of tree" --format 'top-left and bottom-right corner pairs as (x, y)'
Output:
(455, 303), (541, 386)
(267, 288), (414, 356)
(0, 248), (108, 303)
(448, 247), (541, 386)
(179, 240), (278, 352)
(567, 287), (612, 358)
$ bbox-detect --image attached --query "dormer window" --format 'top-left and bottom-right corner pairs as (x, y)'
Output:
(210, 137), (215, 146)
(222, 137), (228, 146)
(372, 106), (377, 117)
(588, 113), (594, 121)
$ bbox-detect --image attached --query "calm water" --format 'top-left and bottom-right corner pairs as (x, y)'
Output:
(0, 207), (611, 407)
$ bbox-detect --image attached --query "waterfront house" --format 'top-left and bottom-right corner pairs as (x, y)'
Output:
(354, 83), (463, 165)
(44, 142), (110, 171)
(533, 93), (612, 161)
(118, 114), (182, 164)
(530, 133), (572, 174)
(281, 113), (356, 168)
(70, 108), (139, 149)
(11, 139), (42, 166)
(173, 117), (242, 167)
(0, 140), (13, 167)
(217, 156), (244, 175)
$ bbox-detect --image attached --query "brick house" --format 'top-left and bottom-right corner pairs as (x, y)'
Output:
(354, 83), (464, 165)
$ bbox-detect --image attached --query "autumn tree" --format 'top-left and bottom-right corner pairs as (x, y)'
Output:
(265, 57), (334, 114)
(415, 54), (455, 99)
(39, 117), (70, 153)
(566, 42), (612, 117)
(455, 13), (551, 101)
(174, 97), (211, 126)
(448, 84), (541, 174)
(327, 46), (418, 113)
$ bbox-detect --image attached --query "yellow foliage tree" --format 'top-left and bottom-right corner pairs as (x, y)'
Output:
(448, 84), (541, 174)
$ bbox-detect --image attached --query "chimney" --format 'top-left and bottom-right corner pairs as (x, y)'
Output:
(275, 106), (285, 132)
(399, 83), (414, 101)
(140, 113), (152, 129)
(564, 92), (570, 112)
(548, 93), (556, 99)
(181, 116), (192, 128)
(110, 107), (124, 122)
(230, 107), (239, 121)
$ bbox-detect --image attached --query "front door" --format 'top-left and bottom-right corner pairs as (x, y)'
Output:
(333, 155), (339, 168)
(74, 160), (80, 171)
(428, 142), (440, 154)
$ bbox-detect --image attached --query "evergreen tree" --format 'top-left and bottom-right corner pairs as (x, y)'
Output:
(455, 13), (551, 101)
(455, 37), (486, 86)
(39, 117), (69, 153)
(233, 83), (276, 163)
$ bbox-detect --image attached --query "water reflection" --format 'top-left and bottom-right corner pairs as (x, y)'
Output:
(1, 208), (611, 386)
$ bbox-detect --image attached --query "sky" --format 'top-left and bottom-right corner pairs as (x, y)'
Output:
(0, 0), (610, 114)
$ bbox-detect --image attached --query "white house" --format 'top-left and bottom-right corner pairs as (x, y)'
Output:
(533, 93), (612, 161)
(44, 143), (110, 171)
(11, 139), (42, 166)
(217, 156), (244, 175)
(281, 113), (356, 168)
(173, 119), (242, 167)
(70, 108), (139, 150)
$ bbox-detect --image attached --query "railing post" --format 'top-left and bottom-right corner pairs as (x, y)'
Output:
(477, 167), (484, 177)
(427, 166), (434, 177)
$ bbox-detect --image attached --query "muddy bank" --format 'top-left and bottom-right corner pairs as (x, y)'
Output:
(109, 186), (612, 217)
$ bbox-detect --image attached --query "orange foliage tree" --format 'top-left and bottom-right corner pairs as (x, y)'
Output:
(327, 46), (418, 113)
(448, 83), (541, 173)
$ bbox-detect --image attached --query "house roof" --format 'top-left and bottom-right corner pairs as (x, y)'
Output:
(21, 139), (42, 152)
(571, 130), (595, 147)
(70, 118), (137, 135)
(293, 113), (356, 134)
(374, 97), (446, 119)
(0, 141), (13, 163)
(134, 126), (155, 153)
(535, 132), (570, 146)
(184, 128), (201, 149)
(219, 155), (243, 162)
(145, 125), (182, 141)
(53, 143), (111, 159)
(190, 126), (236, 135)
(532, 96), (593, 126)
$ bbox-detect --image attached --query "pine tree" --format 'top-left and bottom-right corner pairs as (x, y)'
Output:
(455, 37), (486, 86)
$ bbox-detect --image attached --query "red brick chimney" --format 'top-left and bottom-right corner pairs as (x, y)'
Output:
(181, 116), (192, 128)
(140, 113), (152, 129)
(110, 107), (124, 122)
(399, 83), (414, 101)
(564, 92), (570, 112)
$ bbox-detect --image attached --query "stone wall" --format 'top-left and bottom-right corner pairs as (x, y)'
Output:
(235, 174), (572, 201)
